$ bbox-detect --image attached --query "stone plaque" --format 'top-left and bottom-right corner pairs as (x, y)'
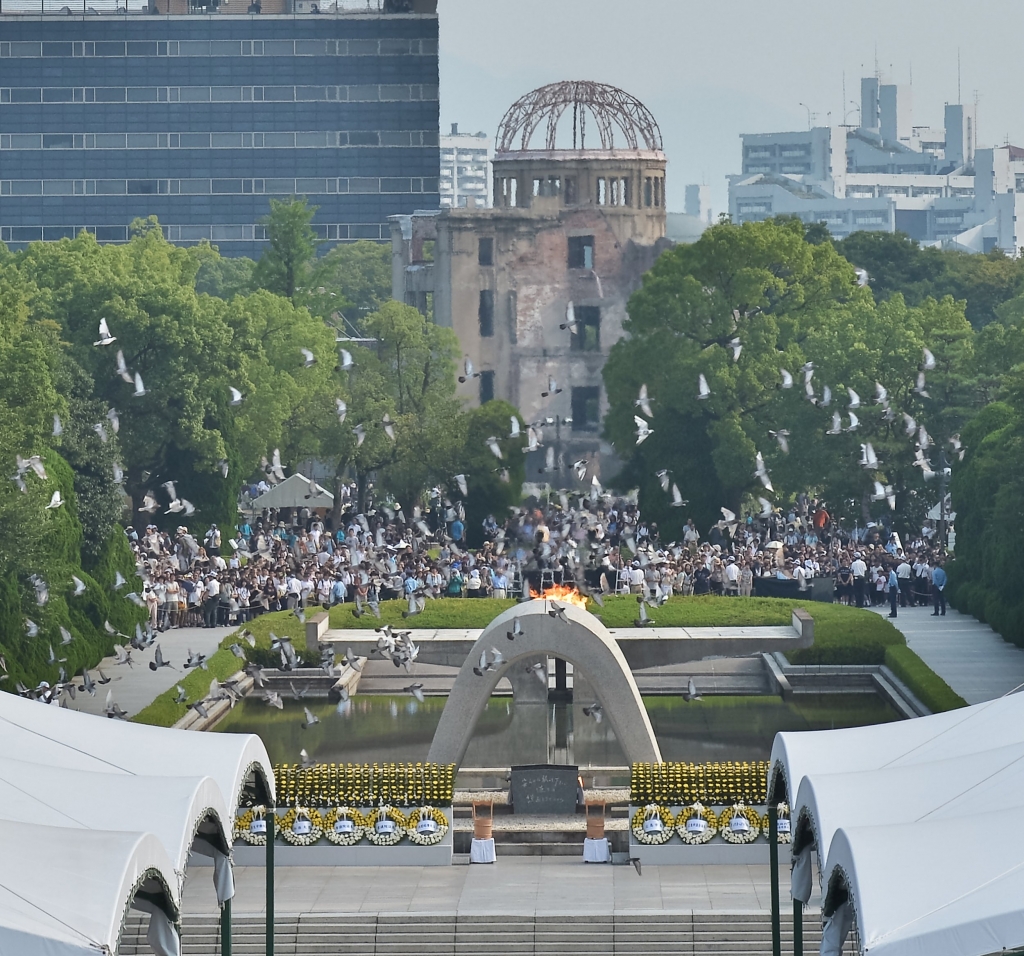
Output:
(510, 764), (579, 815)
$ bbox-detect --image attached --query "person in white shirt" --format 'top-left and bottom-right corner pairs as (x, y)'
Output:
(896, 558), (913, 607)
(202, 575), (220, 627)
(850, 553), (867, 607)
(724, 557), (741, 596)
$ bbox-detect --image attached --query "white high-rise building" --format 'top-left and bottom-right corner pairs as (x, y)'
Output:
(439, 123), (492, 208)
(728, 77), (1023, 254)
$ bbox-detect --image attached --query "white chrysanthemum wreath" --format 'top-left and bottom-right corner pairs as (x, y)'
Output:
(631, 804), (674, 845)
(676, 803), (717, 844)
(323, 807), (365, 846)
(719, 802), (761, 844)
(406, 806), (449, 846)
(365, 805), (406, 846)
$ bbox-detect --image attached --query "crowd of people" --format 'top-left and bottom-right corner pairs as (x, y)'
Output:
(125, 491), (950, 633)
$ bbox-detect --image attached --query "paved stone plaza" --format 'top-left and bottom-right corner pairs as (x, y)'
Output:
(873, 605), (1024, 703)
(183, 859), (801, 916)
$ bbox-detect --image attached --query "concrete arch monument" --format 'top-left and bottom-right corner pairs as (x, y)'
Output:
(427, 600), (662, 767)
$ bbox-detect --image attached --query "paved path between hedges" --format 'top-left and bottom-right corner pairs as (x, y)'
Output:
(182, 859), (802, 916)
(871, 605), (1024, 704)
(69, 625), (234, 720)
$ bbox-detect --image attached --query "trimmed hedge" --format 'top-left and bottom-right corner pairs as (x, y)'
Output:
(885, 645), (967, 713)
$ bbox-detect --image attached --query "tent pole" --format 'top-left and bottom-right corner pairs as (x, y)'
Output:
(266, 808), (275, 956)
(793, 898), (803, 956)
(220, 897), (231, 956)
(769, 804), (781, 956)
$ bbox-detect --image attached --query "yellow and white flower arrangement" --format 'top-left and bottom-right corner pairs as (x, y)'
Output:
(406, 806), (449, 846)
(278, 806), (324, 846)
(365, 805), (407, 846)
(719, 802), (761, 844)
(675, 802), (718, 845)
(760, 802), (791, 844)
(631, 804), (674, 845)
(323, 806), (365, 846)
(234, 805), (269, 846)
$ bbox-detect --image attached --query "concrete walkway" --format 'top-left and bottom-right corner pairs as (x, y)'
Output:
(182, 859), (796, 916)
(872, 605), (1024, 704)
(70, 625), (234, 719)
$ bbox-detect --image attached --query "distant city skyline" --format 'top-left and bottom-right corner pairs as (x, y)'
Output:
(438, 0), (1023, 216)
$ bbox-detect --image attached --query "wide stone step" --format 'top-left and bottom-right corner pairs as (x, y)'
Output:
(121, 912), (832, 956)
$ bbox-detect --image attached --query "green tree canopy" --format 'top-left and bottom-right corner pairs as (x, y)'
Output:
(302, 240), (392, 332)
(835, 231), (1024, 329)
(604, 219), (984, 539)
(253, 197), (320, 300)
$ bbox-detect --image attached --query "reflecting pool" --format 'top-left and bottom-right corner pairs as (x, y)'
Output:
(215, 692), (898, 767)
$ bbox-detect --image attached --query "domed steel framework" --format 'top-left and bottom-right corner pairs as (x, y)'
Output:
(496, 80), (663, 153)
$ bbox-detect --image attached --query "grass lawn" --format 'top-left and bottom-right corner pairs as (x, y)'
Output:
(132, 595), (952, 726)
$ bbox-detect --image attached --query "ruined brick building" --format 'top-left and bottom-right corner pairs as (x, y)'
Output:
(390, 81), (671, 481)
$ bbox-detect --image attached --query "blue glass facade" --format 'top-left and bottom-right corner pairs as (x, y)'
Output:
(0, 13), (439, 256)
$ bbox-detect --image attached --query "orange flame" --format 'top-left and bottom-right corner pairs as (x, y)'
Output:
(529, 583), (589, 608)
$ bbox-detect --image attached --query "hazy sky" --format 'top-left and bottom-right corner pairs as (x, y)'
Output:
(438, 0), (1023, 215)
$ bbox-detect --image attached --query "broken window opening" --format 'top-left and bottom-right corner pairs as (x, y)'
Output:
(478, 237), (494, 266)
(478, 289), (494, 337)
(596, 177), (607, 205)
(571, 306), (601, 352)
(568, 235), (594, 270)
(644, 177), (653, 207)
(564, 177), (577, 204)
(571, 385), (600, 432)
(479, 370), (495, 404)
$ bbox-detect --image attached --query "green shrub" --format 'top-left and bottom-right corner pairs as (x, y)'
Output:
(781, 603), (905, 665)
(885, 645), (967, 712)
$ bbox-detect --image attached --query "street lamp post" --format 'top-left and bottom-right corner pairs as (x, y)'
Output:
(938, 451), (951, 550)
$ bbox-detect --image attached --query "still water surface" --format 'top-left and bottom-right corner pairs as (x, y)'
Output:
(216, 692), (898, 766)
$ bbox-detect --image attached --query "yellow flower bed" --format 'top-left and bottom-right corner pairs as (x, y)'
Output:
(631, 761), (768, 806)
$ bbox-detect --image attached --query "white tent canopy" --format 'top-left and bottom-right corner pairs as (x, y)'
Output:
(824, 812), (1024, 956)
(251, 472), (333, 511)
(0, 690), (274, 807)
(0, 821), (178, 956)
(0, 758), (232, 897)
(793, 742), (1024, 876)
(768, 692), (1024, 803)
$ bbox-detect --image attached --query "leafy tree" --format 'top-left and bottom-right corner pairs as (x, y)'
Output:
(191, 242), (255, 299)
(303, 240), (392, 332)
(459, 400), (528, 547)
(51, 355), (126, 560)
(604, 219), (983, 539)
(252, 198), (320, 300)
(835, 231), (1024, 329)
(946, 394), (1024, 644)
(281, 300), (466, 518)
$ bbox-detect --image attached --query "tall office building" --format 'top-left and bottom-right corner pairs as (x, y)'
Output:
(0, 0), (439, 257)
(439, 122), (491, 208)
